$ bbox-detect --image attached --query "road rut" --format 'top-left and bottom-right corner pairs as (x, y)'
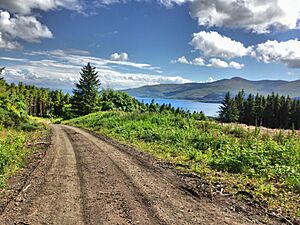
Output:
(0, 125), (275, 224)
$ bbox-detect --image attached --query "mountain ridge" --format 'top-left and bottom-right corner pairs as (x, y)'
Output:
(122, 77), (300, 102)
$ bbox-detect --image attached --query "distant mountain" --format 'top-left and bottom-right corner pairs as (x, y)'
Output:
(122, 77), (300, 102)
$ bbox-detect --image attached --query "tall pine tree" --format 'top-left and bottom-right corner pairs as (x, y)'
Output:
(72, 63), (101, 116)
(218, 92), (239, 123)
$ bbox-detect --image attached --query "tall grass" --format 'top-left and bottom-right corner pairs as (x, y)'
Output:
(0, 124), (46, 187)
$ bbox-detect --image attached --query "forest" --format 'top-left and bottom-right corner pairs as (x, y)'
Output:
(219, 90), (300, 130)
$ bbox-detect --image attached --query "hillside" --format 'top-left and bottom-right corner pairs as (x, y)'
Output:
(123, 77), (300, 102)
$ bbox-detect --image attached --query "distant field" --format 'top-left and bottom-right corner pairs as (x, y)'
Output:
(65, 111), (300, 220)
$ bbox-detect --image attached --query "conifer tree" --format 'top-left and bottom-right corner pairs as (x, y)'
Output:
(235, 90), (245, 123)
(71, 63), (101, 116)
(244, 94), (255, 125)
(218, 92), (239, 123)
(254, 94), (264, 126)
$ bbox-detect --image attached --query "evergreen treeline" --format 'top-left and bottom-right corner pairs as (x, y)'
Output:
(0, 73), (71, 127)
(0, 63), (206, 128)
(219, 90), (300, 129)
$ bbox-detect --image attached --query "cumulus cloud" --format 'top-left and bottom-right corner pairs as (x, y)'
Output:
(158, 0), (300, 33)
(228, 61), (245, 69)
(171, 56), (204, 65)
(171, 56), (189, 64)
(0, 10), (53, 49)
(171, 55), (244, 69)
(255, 39), (300, 68)
(185, 0), (300, 33)
(191, 31), (251, 59)
(110, 52), (129, 61)
(0, 10), (53, 43)
(0, 0), (83, 50)
(0, 32), (21, 50)
(158, 0), (186, 7)
(0, 0), (82, 14)
(207, 58), (244, 69)
(191, 57), (205, 66)
(207, 58), (228, 68)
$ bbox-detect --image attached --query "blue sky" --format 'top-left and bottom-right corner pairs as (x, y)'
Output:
(0, 0), (300, 90)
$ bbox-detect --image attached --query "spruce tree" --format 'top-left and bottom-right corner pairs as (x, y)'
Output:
(218, 92), (239, 123)
(72, 63), (101, 116)
(254, 94), (264, 126)
(244, 94), (255, 125)
(234, 90), (245, 123)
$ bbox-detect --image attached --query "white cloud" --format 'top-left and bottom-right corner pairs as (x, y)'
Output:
(1, 51), (192, 90)
(159, 0), (300, 33)
(255, 39), (300, 68)
(0, 32), (21, 50)
(0, 10), (53, 43)
(110, 52), (129, 61)
(207, 58), (244, 69)
(158, 0), (186, 7)
(192, 57), (205, 66)
(0, 56), (28, 62)
(206, 76), (214, 83)
(0, 0), (82, 14)
(191, 31), (251, 59)
(0, 10), (53, 49)
(171, 56), (204, 65)
(229, 61), (245, 69)
(171, 56), (189, 64)
(27, 49), (156, 71)
(0, 0), (82, 50)
(171, 55), (244, 69)
(188, 0), (300, 33)
(208, 58), (229, 68)
(27, 49), (91, 57)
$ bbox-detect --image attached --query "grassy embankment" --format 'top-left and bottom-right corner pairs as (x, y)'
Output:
(0, 119), (49, 187)
(65, 111), (300, 219)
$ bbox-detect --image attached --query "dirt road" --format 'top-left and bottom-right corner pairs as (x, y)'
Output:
(0, 125), (280, 224)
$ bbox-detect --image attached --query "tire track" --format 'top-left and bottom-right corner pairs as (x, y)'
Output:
(0, 125), (84, 225)
(62, 125), (250, 225)
(1, 125), (282, 225)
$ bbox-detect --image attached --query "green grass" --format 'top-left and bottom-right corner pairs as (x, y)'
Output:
(65, 111), (300, 219)
(0, 122), (48, 187)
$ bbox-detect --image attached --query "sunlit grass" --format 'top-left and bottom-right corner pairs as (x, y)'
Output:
(65, 111), (300, 219)
(0, 122), (48, 187)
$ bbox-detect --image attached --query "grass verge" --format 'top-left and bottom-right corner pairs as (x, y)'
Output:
(64, 111), (300, 220)
(0, 121), (49, 187)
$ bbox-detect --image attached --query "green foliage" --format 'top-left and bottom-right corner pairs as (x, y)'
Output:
(99, 89), (143, 112)
(66, 111), (300, 189)
(65, 111), (300, 218)
(0, 75), (72, 125)
(0, 125), (46, 186)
